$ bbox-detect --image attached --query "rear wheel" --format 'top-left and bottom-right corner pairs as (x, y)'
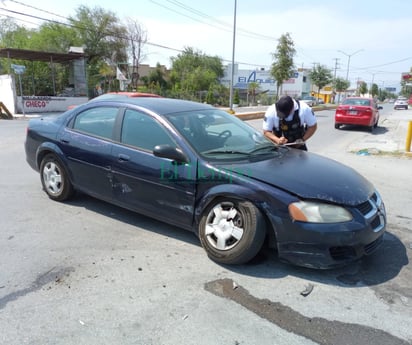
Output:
(334, 123), (340, 129)
(40, 154), (74, 201)
(199, 198), (266, 265)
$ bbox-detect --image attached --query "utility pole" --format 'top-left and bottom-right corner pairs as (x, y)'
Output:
(332, 58), (339, 82)
(332, 58), (339, 103)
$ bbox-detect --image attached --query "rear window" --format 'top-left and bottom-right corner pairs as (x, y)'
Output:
(342, 99), (371, 106)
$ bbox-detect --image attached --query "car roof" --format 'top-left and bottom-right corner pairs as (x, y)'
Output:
(92, 92), (162, 100)
(88, 96), (215, 115)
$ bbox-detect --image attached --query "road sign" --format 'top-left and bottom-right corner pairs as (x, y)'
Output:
(11, 64), (26, 74)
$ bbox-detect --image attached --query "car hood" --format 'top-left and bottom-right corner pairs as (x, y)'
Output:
(219, 150), (374, 206)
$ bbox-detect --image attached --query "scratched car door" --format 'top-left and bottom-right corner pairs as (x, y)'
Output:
(59, 106), (119, 201)
(110, 108), (196, 229)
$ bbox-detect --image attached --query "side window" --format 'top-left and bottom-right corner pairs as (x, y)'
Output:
(121, 109), (175, 151)
(73, 107), (118, 139)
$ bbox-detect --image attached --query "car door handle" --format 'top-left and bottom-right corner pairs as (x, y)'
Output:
(118, 153), (130, 162)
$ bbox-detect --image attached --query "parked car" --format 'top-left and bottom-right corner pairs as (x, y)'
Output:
(394, 97), (409, 110)
(25, 95), (386, 269)
(300, 95), (317, 107)
(334, 97), (382, 132)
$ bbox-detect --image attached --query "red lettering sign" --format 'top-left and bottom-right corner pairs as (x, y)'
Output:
(25, 100), (47, 108)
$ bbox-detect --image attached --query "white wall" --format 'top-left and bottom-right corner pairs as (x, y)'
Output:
(0, 74), (16, 114)
(1, 73), (89, 114)
(16, 96), (88, 113)
(221, 65), (311, 98)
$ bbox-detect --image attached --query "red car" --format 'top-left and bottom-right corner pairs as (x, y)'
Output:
(335, 97), (382, 132)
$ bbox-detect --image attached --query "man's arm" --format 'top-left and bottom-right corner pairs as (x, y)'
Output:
(263, 130), (287, 145)
(302, 123), (317, 142)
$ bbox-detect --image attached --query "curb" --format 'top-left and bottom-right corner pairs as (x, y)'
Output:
(233, 104), (338, 121)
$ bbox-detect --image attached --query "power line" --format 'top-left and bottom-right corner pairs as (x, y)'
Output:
(7, 0), (67, 20)
(149, 0), (278, 41)
(0, 1), (270, 68)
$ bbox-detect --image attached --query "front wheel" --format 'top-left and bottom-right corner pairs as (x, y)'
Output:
(199, 198), (266, 265)
(40, 154), (74, 201)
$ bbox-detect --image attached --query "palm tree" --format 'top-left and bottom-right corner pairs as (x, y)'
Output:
(248, 82), (260, 105)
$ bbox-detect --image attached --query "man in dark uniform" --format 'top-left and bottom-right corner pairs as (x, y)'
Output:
(262, 95), (317, 150)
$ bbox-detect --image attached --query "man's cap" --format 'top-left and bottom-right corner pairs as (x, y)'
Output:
(276, 96), (294, 118)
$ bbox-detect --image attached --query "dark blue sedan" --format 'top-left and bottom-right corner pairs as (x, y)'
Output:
(25, 94), (386, 268)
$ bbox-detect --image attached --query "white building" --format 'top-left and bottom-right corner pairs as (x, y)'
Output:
(220, 64), (313, 99)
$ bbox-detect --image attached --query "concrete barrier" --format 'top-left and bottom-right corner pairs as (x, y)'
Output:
(233, 104), (338, 121)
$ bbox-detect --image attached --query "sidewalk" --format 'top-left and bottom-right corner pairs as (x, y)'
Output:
(347, 111), (412, 155)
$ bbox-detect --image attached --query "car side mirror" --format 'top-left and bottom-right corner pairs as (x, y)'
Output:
(153, 144), (189, 163)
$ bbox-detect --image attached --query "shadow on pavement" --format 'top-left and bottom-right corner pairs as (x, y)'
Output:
(65, 193), (408, 291)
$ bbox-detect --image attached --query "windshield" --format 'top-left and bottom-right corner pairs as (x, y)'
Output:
(165, 109), (278, 160)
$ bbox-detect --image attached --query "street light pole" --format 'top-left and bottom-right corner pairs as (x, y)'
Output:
(338, 49), (363, 97)
(338, 49), (364, 84)
(229, 0), (237, 112)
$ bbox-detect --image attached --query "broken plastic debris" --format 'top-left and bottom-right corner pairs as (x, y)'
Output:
(300, 283), (314, 297)
(356, 149), (370, 156)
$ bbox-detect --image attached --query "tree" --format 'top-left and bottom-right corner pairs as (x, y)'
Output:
(0, 17), (33, 50)
(31, 22), (81, 52)
(146, 63), (168, 94)
(270, 33), (296, 98)
(359, 81), (368, 96)
(28, 23), (83, 95)
(248, 82), (260, 105)
(0, 18), (82, 95)
(371, 83), (379, 97)
(334, 77), (350, 103)
(233, 88), (240, 105)
(206, 85), (216, 105)
(169, 47), (224, 101)
(69, 6), (128, 95)
(126, 18), (147, 90)
(308, 64), (333, 103)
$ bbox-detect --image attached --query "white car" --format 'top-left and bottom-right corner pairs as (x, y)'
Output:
(394, 97), (408, 110)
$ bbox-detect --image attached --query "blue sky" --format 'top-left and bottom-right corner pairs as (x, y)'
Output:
(2, 0), (412, 91)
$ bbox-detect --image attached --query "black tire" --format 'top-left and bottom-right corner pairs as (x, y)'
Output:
(198, 198), (266, 265)
(40, 154), (74, 201)
(334, 123), (340, 129)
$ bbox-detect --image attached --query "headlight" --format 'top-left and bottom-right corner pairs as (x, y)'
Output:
(288, 201), (353, 223)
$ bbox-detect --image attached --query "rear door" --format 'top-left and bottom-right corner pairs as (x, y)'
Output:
(59, 106), (119, 201)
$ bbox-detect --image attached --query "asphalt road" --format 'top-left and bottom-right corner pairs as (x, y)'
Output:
(0, 107), (411, 345)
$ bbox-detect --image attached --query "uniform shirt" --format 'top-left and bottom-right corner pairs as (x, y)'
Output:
(262, 99), (317, 132)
